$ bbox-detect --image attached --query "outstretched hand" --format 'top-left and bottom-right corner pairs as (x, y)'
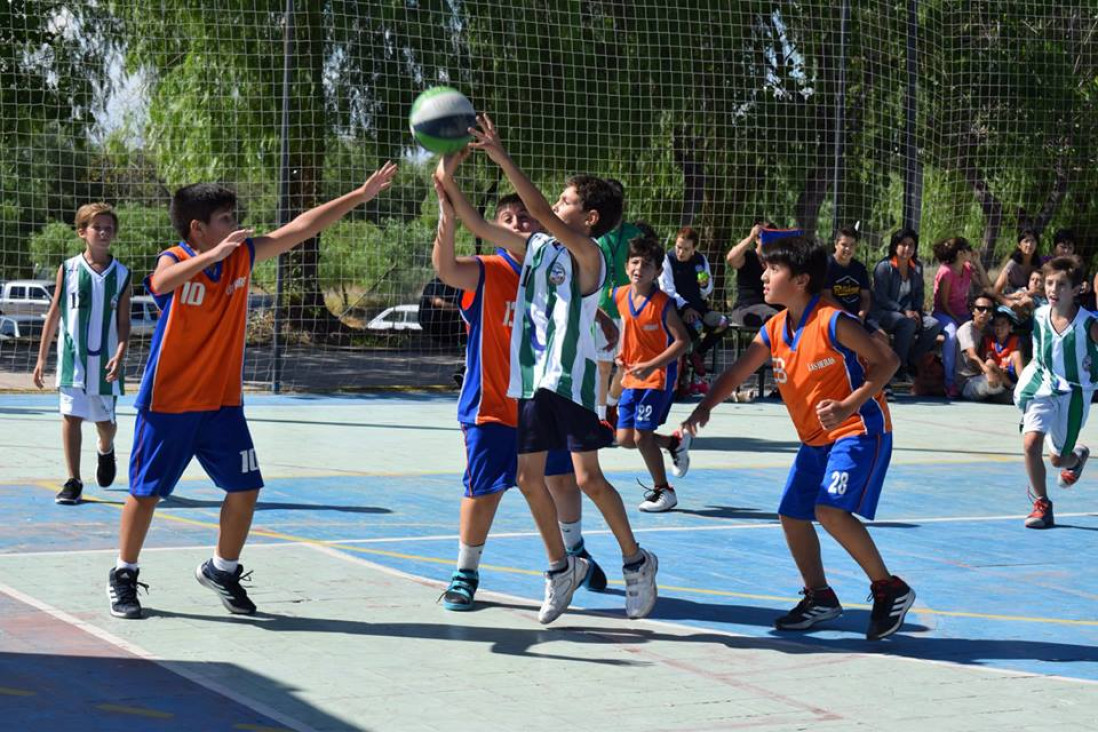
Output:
(467, 113), (507, 163)
(681, 405), (710, 437)
(361, 161), (398, 201)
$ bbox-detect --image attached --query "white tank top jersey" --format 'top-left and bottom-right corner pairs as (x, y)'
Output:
(56, 254), (131, 396)
(508, 232), (605, 411)
(1015, 303), (1098, 410)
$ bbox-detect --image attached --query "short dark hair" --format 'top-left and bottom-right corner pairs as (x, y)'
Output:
(1042, 255), (1085, 288)
(566, 175), (623, 238)
(836, 226), (859, 242)
(932, 236), (972, 265)
(759, 235), (828, 294)
(170, 183), (237, 240)
(494, 193), (525, 217)
(888, 228), (919, 260)
(627, 231), (665, 267)
(1053, 228), (1075, 246)
(969, 290), (997, 310)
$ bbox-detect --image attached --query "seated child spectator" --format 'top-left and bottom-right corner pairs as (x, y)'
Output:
(955, 292), (1009, 402)
(1026, 269), (1048, 309)
(658, 225), (728, 380)
(982, 306), (1024, 387)
(615, 233), (691, 512)
(871, 229), (942, 382)
(993, 229), (1040, 315)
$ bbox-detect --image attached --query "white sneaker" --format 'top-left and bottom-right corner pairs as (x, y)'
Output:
(638, 486), (678, 512)
(668, 430), (692, 478)
(1058, 445), (1090, 487)
(538, 555), (589, 624)
(623, 548), (658, 619)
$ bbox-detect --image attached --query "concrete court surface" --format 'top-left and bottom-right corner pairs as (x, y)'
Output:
(1, 391), (1097, 731)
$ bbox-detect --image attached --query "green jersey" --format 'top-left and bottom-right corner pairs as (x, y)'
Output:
(596, 221), (641, 319)
(57, 254), (131, 395)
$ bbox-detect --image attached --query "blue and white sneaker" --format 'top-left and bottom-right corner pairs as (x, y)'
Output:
(441, 569), (479, 611)
(195, 560), (256, 615)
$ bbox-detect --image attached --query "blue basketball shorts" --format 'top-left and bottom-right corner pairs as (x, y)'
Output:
(129, 406), (264, 498)
(462, 422), (573, 497)
(517, 388), (613, 454)
(778, 432), (892, 521)
(617, 387), (673, 431)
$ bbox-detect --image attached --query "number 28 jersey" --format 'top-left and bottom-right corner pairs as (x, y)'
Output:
(760, 296), (891, 446)
(135, 241), (254, 414)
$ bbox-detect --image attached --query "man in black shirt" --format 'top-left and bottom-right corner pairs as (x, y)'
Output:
(725, 221), (782, 328)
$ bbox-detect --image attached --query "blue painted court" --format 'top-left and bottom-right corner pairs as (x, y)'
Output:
(1, 393), (1096, 730)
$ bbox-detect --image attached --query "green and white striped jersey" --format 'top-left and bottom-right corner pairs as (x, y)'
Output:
(56, 254), (131, 395)
(1014, 304), (1098, 410)
(508, 232), (604, 411)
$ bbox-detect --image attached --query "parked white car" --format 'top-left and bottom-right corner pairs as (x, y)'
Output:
(130, 296), (161, 337)
(0, 280), (55, 318)
(0, 315), (46, 341)
(366, 304), (422, 333)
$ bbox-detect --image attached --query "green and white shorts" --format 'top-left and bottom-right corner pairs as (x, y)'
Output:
(1021, 391), (1092, 457)
(60, 387), (117, 423)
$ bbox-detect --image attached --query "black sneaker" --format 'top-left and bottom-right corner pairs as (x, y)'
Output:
(195, 560), (257, 615)
(774, 587), (843, 630)
(96, 448), (117, 488)
(107, 567), (147, 619)
(55, 478), (83, 505)
(568, 539), (608, 592)
(866, 576), (916, 640)
(440, 569), (479, 611)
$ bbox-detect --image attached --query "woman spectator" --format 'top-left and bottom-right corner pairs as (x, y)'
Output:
(871, 229), (942, 382)
(993, 229), (1040, 315)
(932, 236), (992, 397)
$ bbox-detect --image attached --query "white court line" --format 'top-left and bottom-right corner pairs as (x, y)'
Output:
(303, 540), (1098, 688)
(0, 580), (315, 732)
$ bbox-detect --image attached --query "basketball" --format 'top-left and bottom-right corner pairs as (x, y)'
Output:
(409, 86), (476, 155)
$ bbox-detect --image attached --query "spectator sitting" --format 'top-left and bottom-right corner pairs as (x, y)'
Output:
(1026, 268), (1048, 309)
(871, 229), (943, 382)
(658, 225), (728, 378)
(993, 229), (1040, 315)
(823, 226), (873, 325)
(725, 220), (781, 328)
(982, 306), (1025, 387)
(933, 236), (993, 396)
(954, 292), (1010, 402)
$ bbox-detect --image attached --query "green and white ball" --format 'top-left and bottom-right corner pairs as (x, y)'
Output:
(409, 86), (476, 155)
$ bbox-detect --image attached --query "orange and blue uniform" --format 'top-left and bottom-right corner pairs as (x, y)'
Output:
(759, 295), (893, 520)
(983, 333), (1020, 379)
(457, 250), (571, 496)
(130, 241), (263, 497)
(614, 285), (677, 431)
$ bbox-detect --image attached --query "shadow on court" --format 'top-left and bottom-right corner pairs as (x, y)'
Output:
(0, 651), (356, 731)
(159, 496), (393, 514)
(689, 436), (801, 453)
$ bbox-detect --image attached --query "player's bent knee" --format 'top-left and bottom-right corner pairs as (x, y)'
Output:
(616, 430), (636, 448)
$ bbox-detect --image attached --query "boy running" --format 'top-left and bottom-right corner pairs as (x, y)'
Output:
(1015, 256), (1097, 529)
(682, 235), (916, 641)
(107, 162), (397, 619)
(34, 203), (130, 504)
(612, 233), (691, 513)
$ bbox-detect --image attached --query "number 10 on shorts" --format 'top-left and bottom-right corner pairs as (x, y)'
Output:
(240, 449), (260, 473)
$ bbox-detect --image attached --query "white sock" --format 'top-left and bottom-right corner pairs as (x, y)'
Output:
(98, 444), (114, 455)
(607, 394), (619, 407)
(115, 559), (138, 571)
(560, 520), (583, 552)
(212, 554), (239, 573)
(457, 542), (484, 572)
(597, 405), (607, 420)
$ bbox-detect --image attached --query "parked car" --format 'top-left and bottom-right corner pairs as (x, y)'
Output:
(0, 315), (46, 341)
(130, 295), (161, 337)
(0, 280), (55, 318)
(365, 304), (422, 333)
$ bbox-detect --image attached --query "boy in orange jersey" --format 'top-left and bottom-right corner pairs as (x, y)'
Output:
(107, 162), (397, 619)
(682, 235), (916, 641)
(430, 162), (608, 611)
(612, 231), (691, 513)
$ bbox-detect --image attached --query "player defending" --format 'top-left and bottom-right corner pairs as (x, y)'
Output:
(613, 233), (691, 512)
(461, 113), (657, 623)
(34, 203), (131, 504)
(1015, 256), (1097, 529)
(682, 235), (916, 641)
(430, 165), (608, 610)
(106, 162), (397, 619)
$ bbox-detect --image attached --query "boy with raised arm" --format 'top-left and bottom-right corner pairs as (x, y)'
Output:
(683, 235), (916, 641)
(454, 114), (657, 624)
(107, 162), (397, 619)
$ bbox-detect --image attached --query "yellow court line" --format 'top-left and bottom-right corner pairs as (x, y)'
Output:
(0, 686), (35, 696)
(25, 482), (1098, 628)
(95, 704), (174, 719)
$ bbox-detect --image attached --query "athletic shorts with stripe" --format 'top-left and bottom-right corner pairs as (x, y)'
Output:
(462, 422), (573, 497)
(1021, 392), (1092, 457)
(129, 406), (264, 498)
(779, 432), (892, 521)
